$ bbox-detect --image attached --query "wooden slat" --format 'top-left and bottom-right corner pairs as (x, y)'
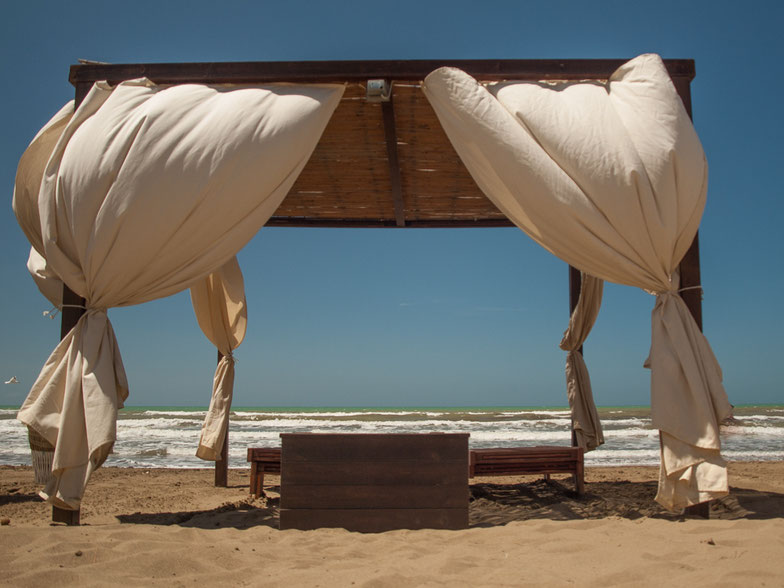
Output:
(381, 98), (406, 227)
(279, 508), (468, 532)
(281, 433), (469, 462)
(247, 447), (282, 461)
(469, 447), (584, 495)
(280, 433), (469, 531)
(281, 484), (467, 509)
(281, 460), (465, 486)
(69, 58), (695, 85)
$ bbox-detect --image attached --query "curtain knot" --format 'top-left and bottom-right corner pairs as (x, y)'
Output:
(646, 285), (702, 298)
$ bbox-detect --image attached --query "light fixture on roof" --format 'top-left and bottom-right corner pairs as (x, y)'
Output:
(366, 79), (391, 102)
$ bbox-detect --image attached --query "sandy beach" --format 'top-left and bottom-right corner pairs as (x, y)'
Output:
(1, 462), (782, 587)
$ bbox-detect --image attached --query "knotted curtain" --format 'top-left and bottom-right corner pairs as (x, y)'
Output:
(559, 273), (605, 451)
(423, 54), (732, 510)
(14, 79), (344, 509)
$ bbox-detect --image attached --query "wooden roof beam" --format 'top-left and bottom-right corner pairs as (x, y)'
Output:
(69, 58), (696, 86)
(381, 93), (406, 228)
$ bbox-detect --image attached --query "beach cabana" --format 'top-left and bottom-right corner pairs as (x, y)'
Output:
(12, 55), (730, 525)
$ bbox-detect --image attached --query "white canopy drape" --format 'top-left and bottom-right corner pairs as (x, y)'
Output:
(423, 54), (731, 510)
(191, 257), (247, 461)
(560, 274), (604, 451)
(15, 79), (344, 509)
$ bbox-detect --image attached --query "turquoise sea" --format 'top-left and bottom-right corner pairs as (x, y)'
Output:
(1, 405), (782, 469)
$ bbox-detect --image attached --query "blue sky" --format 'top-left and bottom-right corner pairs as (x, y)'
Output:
(1, 0), (782, 407)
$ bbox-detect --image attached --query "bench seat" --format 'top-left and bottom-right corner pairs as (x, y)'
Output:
(247, 444), (585, 499)
(469, 446), (584, 495)
(247, 447), (281, 498)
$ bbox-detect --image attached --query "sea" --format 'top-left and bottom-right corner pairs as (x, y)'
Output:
(1, 405), (782, 469)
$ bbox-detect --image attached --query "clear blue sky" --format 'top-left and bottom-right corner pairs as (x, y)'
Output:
(1, 0), (782, 407)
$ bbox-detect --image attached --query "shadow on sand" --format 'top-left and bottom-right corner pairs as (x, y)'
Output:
(112, 480), (783, 530)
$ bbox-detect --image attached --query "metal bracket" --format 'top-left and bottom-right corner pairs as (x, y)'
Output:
(366, 79), (391, 102)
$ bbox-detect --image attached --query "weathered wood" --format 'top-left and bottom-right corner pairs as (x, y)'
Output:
(70, 58), (695, 86)
(280, 433), (468, 531)
(214, 422), (228, 488)
(567, 265), (582, 448)
(53, 286), (85, 525)
(279, 508), (468, 532)
(381, 97), (406, 227)
(280, 460), (465, 486)
(281, 484), (467, 510)
(214, 350), (229, 488)
(264, 218), (515, 228)
(568, 265), (582, 317)
(469, 446), (584, 495)
(49, 81), (96, 526)
(281, 433), (469, 462)
(247, 447), (281, 498)
(685, 501), (711, 519)
(59, 284), (85, 340)
(672, 73), (711, 518)
(51, 505), (80, 525)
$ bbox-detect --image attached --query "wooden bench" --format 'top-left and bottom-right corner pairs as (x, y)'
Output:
(248, 444), (584, 501)
(247, 447), (281, 498)
(469, 446), (585, 495)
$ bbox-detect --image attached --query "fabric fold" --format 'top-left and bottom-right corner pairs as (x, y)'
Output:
(15, 79), (344, 508)
(17, 310), (129, 509)
(423, 53), (730, 510)
(559, 274), (604, 451)
(190, 257), (247, 461)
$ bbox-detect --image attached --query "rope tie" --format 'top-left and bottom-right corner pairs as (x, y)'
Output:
(42, 303), (100, 320)
(645, 284), (703, 298)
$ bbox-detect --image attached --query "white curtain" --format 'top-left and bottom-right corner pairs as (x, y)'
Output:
(13, 102), (74, 309)
(191, 257), (247, 461)
(15, 102), (250, 465)
(423, 54), (732, 510)
(559, 273), (604, 451)
(14, 79), (344, 509)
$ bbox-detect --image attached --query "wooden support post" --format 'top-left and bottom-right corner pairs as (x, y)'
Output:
(214, 350), (229, 487)
(49, 81), (92, 525)
(672, 71), (710, 519)
(53, 284), (85, 525)
(679, 232), (709, 519)
(567, 265), (581, 449)
(214, 425), (229, 487)
(568, 265), (583, 354)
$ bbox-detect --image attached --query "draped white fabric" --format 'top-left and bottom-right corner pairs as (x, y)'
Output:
(423, 54), (732, 510)
(190, 257), (247, 461)
(13, 102), (73, 308)
(559, 274), (604, 451)
(13, 101), (74, 257)
(15, 79), (344, 509)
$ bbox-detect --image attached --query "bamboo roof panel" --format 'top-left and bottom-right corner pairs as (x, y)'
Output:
(67, 58), (696, 228)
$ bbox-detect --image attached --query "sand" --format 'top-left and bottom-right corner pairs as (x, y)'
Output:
(1, 462), (782, 587)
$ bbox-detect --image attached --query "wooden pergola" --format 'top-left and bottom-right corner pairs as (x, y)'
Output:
(54, 58), (704, 524)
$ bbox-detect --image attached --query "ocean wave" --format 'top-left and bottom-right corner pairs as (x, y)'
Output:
(232, 410), (451, 419)
(600, 418), (650, 427)
(118, 418), (203, 429)
(722, 449), (784, 459)
(222, 418), (568, 431)
(731, 415), (784, 422)
(721, 425), (784, 436)
(136, 410), (208, 418)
